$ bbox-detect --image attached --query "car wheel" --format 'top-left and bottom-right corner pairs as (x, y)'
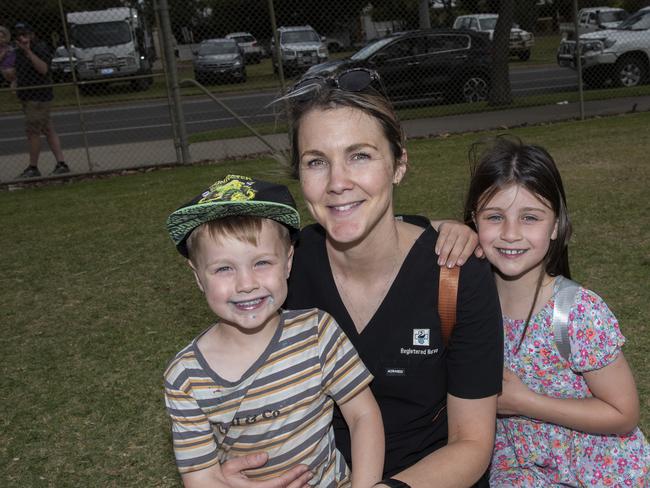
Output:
(518, 50), (531, 61)
(458, 75), (489, 103)
(613, 55), (647, 88)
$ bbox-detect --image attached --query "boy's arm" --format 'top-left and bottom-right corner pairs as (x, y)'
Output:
(338, 386), (384, 488)
(183, 453), (313, 488)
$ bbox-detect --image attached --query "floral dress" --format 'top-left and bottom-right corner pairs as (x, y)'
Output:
(490, 279), (649, 487)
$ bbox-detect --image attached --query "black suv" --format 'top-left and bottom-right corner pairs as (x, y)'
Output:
(303, 29), (492, 105)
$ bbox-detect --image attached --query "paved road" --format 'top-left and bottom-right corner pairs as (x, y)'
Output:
(0, 65), (580, 156)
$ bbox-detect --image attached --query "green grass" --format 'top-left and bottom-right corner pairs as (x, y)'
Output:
(1, 112), (649, 486)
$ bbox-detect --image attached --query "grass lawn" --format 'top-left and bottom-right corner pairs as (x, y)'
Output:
(1, 112), (649, 486)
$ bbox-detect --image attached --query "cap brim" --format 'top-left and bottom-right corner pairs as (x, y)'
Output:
(167, 200), (300, 257)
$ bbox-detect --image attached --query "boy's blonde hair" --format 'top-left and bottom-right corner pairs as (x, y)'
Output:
(186, 216), (291, 264)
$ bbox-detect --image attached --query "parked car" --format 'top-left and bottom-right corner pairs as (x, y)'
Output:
(453, 13), (534, 60)
(302, 29), (492, 105)
(271, 25), (328, 76)
(559, 7), (628, 39)
(225, 32), (265, 64)
(557, 7), (650, 88)
(193, 38), (246, 85)
(50, 46), (77, 83)
(324, 36), (347, 52)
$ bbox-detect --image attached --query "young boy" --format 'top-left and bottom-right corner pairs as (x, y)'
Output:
(165, 175), (384, 488)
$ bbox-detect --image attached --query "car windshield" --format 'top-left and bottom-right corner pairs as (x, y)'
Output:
(600, 11), (627, 23)
(281, 30), (319, 43)
(479, 17), (498, 30)
(617, 11), (650, 30)
(350, 37), (394, 60)
(71, 21), (131, 48)
(199, 42), (238, 55)
(232, 35), (254, 43)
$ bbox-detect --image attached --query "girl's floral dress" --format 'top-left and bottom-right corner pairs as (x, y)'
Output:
(490, 279), (649, 487)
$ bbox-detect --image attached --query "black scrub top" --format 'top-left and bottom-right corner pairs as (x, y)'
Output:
(285, 218), (503, 478)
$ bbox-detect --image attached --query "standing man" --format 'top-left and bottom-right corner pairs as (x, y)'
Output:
(12, 22), (69, 178)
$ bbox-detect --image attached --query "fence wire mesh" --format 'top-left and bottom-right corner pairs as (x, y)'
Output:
(1, 0), (649, 183)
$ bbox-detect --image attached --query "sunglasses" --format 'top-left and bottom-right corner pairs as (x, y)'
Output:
(288, 68), (386, 101)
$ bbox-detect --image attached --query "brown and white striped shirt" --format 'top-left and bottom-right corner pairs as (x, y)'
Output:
(164, 308), (373, 486)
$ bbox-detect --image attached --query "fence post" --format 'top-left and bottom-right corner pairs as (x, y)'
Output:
(57, 0), (94, 173)
(572, 0), (585, 121)
(156, 0), (191, 164)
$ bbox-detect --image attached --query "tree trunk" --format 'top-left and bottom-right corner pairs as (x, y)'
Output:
(419, 0), (431, 29)
(489, 0), (514, 106)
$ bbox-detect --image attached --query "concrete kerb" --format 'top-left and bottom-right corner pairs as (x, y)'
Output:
(2, 95), (649, 185)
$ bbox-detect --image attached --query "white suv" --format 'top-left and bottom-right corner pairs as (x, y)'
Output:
(225, 32), (265, 64)
(271, 25), (328, 76)
(453, 13), (534, 60)
(557, 8), (650, 88)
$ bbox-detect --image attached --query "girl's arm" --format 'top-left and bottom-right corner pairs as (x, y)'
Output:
(498, 353), (640, 435)
(430, 219), (483, 267)
(338, 386), (384, 488)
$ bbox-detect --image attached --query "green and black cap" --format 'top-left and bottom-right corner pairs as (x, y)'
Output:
(167, 174), (300, 258)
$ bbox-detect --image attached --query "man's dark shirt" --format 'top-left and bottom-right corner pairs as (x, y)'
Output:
(15, 41), (53, 102)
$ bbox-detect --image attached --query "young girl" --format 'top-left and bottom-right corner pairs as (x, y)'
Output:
(464, 137), (649, 486)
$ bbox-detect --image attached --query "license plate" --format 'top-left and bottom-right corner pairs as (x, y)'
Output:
(100, 68), (114, 75)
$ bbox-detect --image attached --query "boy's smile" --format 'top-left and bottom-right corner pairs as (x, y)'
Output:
(190, 220), (293, 337)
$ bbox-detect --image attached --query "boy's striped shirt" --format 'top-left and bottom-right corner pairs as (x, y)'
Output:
(164, 308), (372, 486)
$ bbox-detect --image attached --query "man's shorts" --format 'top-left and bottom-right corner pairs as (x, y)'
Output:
(22, 100), (51, 135)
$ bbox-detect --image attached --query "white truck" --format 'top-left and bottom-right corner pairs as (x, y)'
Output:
(559, 7), (628, 39)
(453, 13), (534, 60)
(66, 7), (155, 92)
(557, 7), (650, 88)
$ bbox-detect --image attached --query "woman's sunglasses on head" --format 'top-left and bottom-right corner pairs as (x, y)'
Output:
(288, 68), (386, 101)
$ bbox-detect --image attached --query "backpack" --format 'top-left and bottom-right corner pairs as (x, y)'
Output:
(438, 270), (580, 363)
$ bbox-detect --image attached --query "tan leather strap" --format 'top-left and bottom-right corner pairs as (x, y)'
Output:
(439, 266), (460, 347)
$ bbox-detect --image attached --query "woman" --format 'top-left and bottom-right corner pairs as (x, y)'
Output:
(218, 70), (502, 488)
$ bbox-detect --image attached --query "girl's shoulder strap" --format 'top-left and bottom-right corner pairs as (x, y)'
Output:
(552, 276), (581, 362)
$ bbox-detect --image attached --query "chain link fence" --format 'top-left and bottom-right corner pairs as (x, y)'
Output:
(1, 0), (649, 183)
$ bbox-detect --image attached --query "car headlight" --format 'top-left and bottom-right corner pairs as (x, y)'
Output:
(581, 40), (604, 55)
(603, 39), (616, 49)
(318, 47), (328, 56)
(282, 49), (296, 58)
(233, 59), (242, 67)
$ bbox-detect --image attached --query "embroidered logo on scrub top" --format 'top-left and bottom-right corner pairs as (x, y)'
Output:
(413, 328), (430, 346)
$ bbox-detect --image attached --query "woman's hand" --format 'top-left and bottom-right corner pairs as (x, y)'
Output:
(497, 369), (533, 416)
(182, 453), (312, 488)
(218, 453), (312, 488)
(431, 220), (483, 267)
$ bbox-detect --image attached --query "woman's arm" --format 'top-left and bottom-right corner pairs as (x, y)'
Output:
(378, 395), (496, 488)
(183, 453), (313, 488)
(430, 220), (483, 267)
(338, 386), (385, 488)
(498, 353), (640, 435)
